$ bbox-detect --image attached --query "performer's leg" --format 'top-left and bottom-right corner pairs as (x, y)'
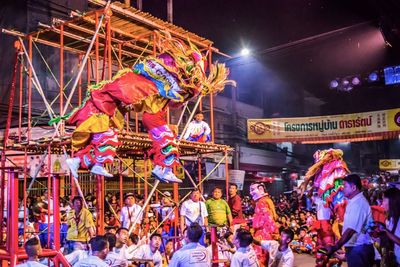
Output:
(67, 129), (118, 178)
(90, 129), (119, 177)
(143, 111), (181, 183)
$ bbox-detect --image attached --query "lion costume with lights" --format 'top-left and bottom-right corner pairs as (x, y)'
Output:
(51, 31), (235, 183)
(301, 149), (350, 266)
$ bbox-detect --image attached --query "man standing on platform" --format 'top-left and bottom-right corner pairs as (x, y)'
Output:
(206, 187), (233, 230)
(66, 196), (96, 253)
(228, 184), (243, 220)
(120, 193), (143, 234)
(180, 189), (208, 233)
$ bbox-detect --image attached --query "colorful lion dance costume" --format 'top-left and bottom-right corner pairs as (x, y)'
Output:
(301, 149), (350, 266)
(51, 31), (235, 183)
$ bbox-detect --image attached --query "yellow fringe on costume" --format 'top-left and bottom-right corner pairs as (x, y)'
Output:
(71, 111), (125, 151)
(154, 31), (236, 96)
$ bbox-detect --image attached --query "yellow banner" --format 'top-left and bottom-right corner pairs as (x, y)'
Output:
(248, 108), (400, 143)
(379, 159), (400, 170)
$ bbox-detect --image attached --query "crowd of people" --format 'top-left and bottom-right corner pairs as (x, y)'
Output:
(12, 174), (400, 267)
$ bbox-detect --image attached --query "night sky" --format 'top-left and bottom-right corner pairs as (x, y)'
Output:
(143, 0), (400, 117)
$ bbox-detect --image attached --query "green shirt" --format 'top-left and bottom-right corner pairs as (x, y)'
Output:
(206, 198), (231, 226)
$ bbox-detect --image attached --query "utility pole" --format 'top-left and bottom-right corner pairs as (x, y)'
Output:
(167, 0), (173, 23)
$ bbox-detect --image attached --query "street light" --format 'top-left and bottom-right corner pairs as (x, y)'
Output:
(240, 48), (251, 57)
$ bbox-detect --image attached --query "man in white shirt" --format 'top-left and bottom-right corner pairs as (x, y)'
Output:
(16, 238), (47, 267)
(132, 233), (163, 267)
(73, 235), (110, 267)
(183, 112), (211, 143)
(120, 193), (143, 234)
(180, 189), (208, 233)
(230, 230), (258, 267)
(112, 227), (130, 259)
(169, 222), (211, 267)
(253, 228), (294, 267)
(104, 233), (129, 267)
(325, 174), (375, 267)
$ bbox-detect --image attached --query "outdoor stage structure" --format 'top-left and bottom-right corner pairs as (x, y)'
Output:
(0, 1), (233, 266)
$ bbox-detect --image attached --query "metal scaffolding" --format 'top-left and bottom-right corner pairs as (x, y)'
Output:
(0, 1), (232, 266)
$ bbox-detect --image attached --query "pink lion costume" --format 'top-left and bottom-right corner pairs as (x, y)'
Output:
(301, 149), (350, 267)
(49, 31), (235, 183)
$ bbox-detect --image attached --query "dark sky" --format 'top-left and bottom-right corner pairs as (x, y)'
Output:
(143, 0), (400, 117)
(1, 0), (400, 120)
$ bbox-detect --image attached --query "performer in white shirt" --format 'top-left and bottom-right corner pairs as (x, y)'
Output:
(132, 233), (163, 267)
(183, 112), (211, 142)
(253, 228), (295, 267)
(73, 236), (110, 267)
(180, 189), (208, 234)
(120, 193), (143, 234)
(231, 229), (258, 267)
(16, 238), (47, 267)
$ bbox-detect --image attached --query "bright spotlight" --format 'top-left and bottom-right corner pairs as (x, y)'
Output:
(368, 71), (379, 82)
(241, 48), (250, 56)
(351, 76), (361, 86)
(329, 79), (339, 89)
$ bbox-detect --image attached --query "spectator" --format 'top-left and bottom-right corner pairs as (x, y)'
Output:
(113, 228), (129, 257)
(290, 191), (299, 213)
(290, 227), (313, 254)
(132, 233), (163, 267)
(230, 229), (258, 267)
(379, 187), (400, 266)
(65, 196), (95, 253)
(73, 235), (109, 267)
(124, 233), (139, 259)
(206, 187), (232, 228)
(109, 195), (120, 213)
(38, 190), (54, 248)
(16, 237), (47, 267)
(154, 191), (175, 235)
(220, 231), (236, 260)
(169, 222), (211, 267)
(163, 239), (174, 265)
(253, 228), (295, 267)
(204, 232), (228, 267)
(325, 174), (375, 267)
(120, 193), (142, 234)
(180, 189), (208, 234)
(228, 184), (244, 220)
(104, 233), (128, 267)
